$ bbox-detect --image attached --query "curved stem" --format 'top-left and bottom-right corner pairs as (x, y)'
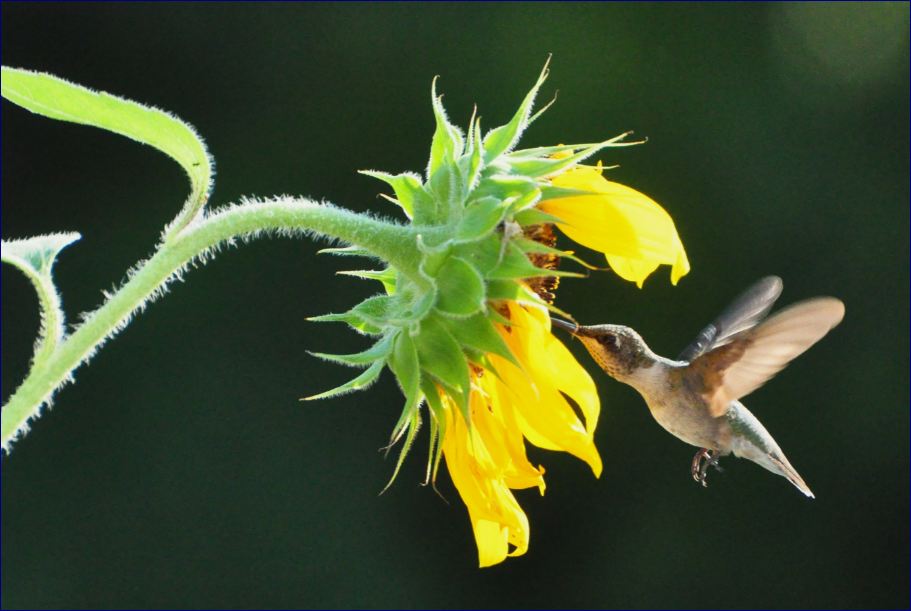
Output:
(1, 197), (420, 450)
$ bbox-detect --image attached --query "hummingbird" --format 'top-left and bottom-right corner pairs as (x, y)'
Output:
(551, 277), (844, 497)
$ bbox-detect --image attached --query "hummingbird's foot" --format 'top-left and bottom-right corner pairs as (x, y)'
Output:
(691, 448), (723, 488)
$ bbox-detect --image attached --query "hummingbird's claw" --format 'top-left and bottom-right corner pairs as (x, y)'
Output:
(691, 448), (723, 488)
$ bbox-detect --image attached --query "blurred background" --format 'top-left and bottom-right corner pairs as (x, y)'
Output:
(2, 3), (908, 608)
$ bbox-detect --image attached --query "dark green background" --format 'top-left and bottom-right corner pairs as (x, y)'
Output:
(2, 3), (908, 609)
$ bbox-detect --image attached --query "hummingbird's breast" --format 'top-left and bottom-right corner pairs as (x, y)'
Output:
(635, 364), (732, 451)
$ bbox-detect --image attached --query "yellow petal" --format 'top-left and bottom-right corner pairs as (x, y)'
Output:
(605, 255), (659, 289)
(441, 398), (532, 567)
(492, 304), (603, 476)
(541, 166), (690, 287)
(437, 303), (605, 567)
(473, 519), (510, 568)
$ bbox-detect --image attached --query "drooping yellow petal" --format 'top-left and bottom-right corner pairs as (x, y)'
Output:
(437, 302), (604, 566)
(490, 303), (602, 476)
(470, 375), (545, 491)
(540, 165), (690, 287)
(441, 394), (533, 567)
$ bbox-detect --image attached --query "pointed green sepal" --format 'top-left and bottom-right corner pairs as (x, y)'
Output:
(416, 234), (453, 277)
(537, 184), (600, 201)
(426, 160), (463, 218)
(440, 312), (519, 368)
(359, 170), (427, 220)
(317, 245), (373, 257)
(421, 380), (448, 485)
(308, 333), (394, 367)
(513, 207), (563, 227)
(403, 286), (438, 322)
(465, 117), (484, 190)
(336, 268), (397, 294)
(488, 242), (583, 281)
(475, 173), (539, 199)
(301, 359), (385, 401)
(451, 232), (505, 276)
(482, 58), (550, 163)
(435, 256), (485, 317)
(428, 77), (465, 179)
(507, 138), (626, 179)
(413, 316), (470, 417)
(486, 279), (525, 302)
(307, 308), (382, 335)
(386, 332), (422, 443)
(381, 406), (422, 494)
(513, 236), (602, 271)
(455, 197), (508, 243)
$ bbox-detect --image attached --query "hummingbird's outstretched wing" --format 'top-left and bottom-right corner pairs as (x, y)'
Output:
(677, 276), (784, 362)
(688, 297), (845, 417)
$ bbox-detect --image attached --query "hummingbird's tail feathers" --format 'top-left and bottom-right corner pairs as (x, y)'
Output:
(770, 454), (815, 499)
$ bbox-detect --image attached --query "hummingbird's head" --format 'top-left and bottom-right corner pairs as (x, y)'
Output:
(550, 319), (653, 381)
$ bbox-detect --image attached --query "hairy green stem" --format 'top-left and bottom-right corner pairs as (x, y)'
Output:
(2, 197), (421, 450)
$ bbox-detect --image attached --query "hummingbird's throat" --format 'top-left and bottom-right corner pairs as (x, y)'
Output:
(577, 330), (655, 381)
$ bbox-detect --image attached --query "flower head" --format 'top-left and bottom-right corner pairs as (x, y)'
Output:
(307, 60), (689, 566)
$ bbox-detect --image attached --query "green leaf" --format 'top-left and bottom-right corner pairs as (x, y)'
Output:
(1, 232), (80, 368)
(1, 232), (80, 276)
(414, 316), (470, 416)
(482, 58), (550, 163)
(309, 333), (394, 367)
(434, 256), (485, 317)
(1, 67), (212, 238)
(301, 359), (385, 401)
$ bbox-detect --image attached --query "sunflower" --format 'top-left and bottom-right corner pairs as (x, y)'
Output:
(309, 60), (689, 566)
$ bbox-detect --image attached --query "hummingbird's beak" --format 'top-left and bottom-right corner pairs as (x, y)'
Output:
(550, 317), (583, 336)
